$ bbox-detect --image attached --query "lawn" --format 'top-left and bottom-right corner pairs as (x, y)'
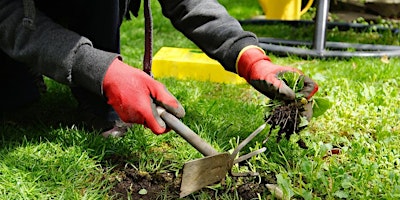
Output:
(1, 0), (400, 199)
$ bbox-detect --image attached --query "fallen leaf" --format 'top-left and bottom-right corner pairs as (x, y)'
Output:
(381, 55), (390, 64)
(266, 184), (284, 200)
(352, 62), (357, 69)
(323, 147), (342, 159)
(330, 148), (341, 155)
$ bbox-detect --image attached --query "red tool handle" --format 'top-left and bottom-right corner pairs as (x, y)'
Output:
(157, 107), (219, 156)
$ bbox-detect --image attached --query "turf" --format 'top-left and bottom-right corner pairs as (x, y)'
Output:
(1, 0), (400, 199)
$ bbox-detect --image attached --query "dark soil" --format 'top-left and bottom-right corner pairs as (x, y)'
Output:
(108, 167), (181, 199)
(103, 155), (277, 199)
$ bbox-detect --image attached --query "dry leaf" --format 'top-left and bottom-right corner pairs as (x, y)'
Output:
(352, 62), (357, 69)
(381, 55), (390, 64)
(323, 147), (342, 159)
(266, 184), (284, 200)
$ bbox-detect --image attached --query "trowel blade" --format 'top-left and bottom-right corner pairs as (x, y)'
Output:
(180, 153), (231, 198)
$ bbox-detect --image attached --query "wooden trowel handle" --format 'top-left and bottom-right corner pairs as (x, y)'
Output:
(157, 107), (219, 156)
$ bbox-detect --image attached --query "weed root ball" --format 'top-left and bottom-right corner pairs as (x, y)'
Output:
(264, 101), (308, 148)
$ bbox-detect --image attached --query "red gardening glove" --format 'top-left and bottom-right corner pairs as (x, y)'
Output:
(237, 46), (318, 101)
(103, 58), (185, 134)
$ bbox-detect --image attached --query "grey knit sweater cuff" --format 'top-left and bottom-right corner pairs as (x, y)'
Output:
(73, 44), (120, 96)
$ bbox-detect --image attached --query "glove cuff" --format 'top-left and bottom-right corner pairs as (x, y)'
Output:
(235, 45), (271, 80)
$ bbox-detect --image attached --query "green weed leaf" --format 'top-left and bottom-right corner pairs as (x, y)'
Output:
(300, 188), (313, 200)
(312, 97), (332, 118)
(279, 72), (304, 93)
(333, 190), (349, 199)
(276, 174), (294, 198)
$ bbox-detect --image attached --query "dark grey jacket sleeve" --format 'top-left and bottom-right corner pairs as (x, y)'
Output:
(159, 0), (259, 73)
(0, 0), (118, 95)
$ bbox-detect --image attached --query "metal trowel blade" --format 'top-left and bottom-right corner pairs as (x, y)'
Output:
(180, 153), (231, 198)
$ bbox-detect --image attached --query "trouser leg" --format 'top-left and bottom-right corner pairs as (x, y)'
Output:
(0, 51), (42, 112)
(35, 0), (123, 123)
(67, 0), (122, 122)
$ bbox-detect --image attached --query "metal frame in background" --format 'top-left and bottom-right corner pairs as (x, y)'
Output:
(239, 0), (400, 58)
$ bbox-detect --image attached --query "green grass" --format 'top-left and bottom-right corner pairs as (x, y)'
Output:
(1, 0), (400, 199)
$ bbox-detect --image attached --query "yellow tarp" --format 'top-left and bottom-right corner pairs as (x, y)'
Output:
(152, 47), (246, 84)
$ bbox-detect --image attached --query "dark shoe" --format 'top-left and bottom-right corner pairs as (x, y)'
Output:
(78, 109), (132, 138)
(101, 119), (132, 138)
(71, 87), (132, 137)
(78, 109), (114, 132)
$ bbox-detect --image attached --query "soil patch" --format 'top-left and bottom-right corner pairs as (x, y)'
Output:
(108, 167), (181, 199)
(103, 156), (277, 199)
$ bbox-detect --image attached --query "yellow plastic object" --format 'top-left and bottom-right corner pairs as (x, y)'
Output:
(258, 0), (314, 20)
(152, 47), (246, 84)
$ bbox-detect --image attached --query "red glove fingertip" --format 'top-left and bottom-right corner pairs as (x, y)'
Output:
(307, 83), (319, 100)
(145, 109), (169, 135)
(145, 122), (167, 135)
(301, 76), (319, 100)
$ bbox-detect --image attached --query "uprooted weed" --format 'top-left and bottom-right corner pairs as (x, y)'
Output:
(263, 100), (308, 149)
(262, 72), (310, 148)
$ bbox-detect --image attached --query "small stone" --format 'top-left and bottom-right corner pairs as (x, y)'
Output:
(138, 188), (148, 195)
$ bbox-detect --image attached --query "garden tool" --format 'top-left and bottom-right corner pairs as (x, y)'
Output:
(142, 1), (265, 197)
(157, 107), (267, 198)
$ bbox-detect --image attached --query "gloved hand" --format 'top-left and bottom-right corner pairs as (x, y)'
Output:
(236, 45), (318, 101)
(103, 58), (185, 134)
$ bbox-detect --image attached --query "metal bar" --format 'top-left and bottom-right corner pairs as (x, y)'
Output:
(157, 107), (219, 156)
(231, 123), (267, 159)
(233, 147), (266, 164)
(312, 0), (330, 53)
(259, 42), (400, 58)
(143, 0), (153, 77)
(239, 19), (399, 34)
(259, 37), (400, 51)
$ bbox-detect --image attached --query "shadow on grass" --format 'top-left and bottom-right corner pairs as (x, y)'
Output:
(0, 80), (137, 161)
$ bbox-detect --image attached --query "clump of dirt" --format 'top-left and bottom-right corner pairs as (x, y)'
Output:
(104, 155), (277, 199)
(108, 167), (181, 199)
(225, 174), (278, 199)
(264, 100), (308, 149)
(101, 154), (180, 199)
(236, 182), (267, 199)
